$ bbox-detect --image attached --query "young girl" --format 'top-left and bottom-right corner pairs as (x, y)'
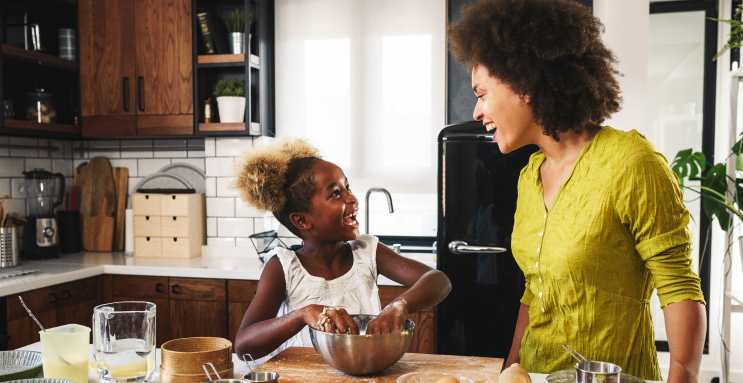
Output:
(233, 139), (452, 358)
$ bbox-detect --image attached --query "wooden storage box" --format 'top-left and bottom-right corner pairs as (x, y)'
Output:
(133, 193), (205, 258)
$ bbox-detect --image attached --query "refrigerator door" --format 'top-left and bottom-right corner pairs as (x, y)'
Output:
(436, 121), (536, 357)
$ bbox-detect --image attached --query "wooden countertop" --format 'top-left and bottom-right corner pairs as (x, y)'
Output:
(259, 347), (503, 382)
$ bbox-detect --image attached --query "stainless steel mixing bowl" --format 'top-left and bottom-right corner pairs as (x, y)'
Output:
(309, 314), (415, 375)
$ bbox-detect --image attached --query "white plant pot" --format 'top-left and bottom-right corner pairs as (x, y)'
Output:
(216, 96), (246, 123)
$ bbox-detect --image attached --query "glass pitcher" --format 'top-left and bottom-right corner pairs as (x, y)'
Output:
(22, 169), (65, 218)
(93, 301), (157, 382)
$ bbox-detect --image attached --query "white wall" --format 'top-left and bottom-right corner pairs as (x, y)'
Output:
(595, 0), (743, 380)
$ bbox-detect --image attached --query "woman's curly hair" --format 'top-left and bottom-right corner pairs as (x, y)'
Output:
(235, 139), (321, 236)
(448, 0), (621, 140)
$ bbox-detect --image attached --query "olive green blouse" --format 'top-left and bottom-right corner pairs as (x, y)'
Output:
(511, 127), (705, 380)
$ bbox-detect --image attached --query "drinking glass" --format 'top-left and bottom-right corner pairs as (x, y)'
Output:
(93, 301), (156, 382)
(39, 324), (90, 383)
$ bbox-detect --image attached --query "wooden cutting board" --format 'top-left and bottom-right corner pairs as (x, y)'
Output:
(78, 157), (116, 252)
(259, 347), (503, 382)
(112, 167), (129, 251)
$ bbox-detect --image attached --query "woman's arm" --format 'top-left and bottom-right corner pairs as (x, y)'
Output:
(504, 303), (529, 368)
(234, 257), (359, 357)
(663, 300), (706, 383)
(367, 243), (452, 334)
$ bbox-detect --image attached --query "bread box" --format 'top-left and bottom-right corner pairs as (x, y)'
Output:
(133, 193), (204, 258)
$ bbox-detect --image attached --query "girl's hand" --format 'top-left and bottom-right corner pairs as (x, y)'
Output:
(367, 299), (409, 335)
(302, 304), (359, 335)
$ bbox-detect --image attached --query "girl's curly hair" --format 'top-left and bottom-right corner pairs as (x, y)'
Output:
(448, 0), (622, 140)
(235, 139), (321, 236)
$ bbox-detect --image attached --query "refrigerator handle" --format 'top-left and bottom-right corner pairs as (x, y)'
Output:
(448, 240), (507, 255)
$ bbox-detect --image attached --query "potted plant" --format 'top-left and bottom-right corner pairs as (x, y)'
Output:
(713, 4), (743, 59)
(223, 8), (253, 54)
(213, 79), (245, 123)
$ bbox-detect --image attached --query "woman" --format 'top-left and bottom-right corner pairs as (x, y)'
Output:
(448, 1), (706, 381)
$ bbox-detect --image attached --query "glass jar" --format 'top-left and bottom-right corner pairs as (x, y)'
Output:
(26, 88), (57, 124)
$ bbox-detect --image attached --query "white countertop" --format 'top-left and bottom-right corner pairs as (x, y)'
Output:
(0, 251), (437, 297)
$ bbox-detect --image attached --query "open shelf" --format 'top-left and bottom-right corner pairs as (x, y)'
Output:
(199, 121), (259, 133)
(4, 119), (79, 135)
(196, 53), (259, 69)
(0, 44), (77, 72)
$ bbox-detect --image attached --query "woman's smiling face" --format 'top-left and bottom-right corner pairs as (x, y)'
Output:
(471, 64), (540, 153)
(302, 160), (359, 242)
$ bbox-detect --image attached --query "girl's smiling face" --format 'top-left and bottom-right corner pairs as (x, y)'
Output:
(293, 160), (359, 242)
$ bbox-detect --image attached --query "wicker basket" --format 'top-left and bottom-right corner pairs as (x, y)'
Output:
(160, 337), (233, 381)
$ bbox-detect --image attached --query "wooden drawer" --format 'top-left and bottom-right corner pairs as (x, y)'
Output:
(169, 278), (226, 301)
(160, 216), (189, 237)
(133, 193), (162, 215)
(161, 193), (202, 216)
(110, 275), (169, 299)
(135, 236), (162, 257)
(227, 280), (258, 303)
(134, 215), (161, 236)
(161, 236), (190, 258)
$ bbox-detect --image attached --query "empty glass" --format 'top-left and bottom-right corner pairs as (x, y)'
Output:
(93, 301), (156, 382)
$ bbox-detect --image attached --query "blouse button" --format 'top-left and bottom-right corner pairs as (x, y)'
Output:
(541, 306), (546, 313)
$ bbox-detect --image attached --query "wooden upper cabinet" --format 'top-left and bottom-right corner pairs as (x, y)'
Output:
(78, 0), (193, 138)
(133, 0), (193, 136)
(79, 0), (137, 137)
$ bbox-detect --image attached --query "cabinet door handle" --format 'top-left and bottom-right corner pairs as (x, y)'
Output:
(137, 76), (145, 112)
(48, 292), (58, 304)
(171, 284), (182, 295)
(122, 77), (130, 112)
(155, 283), (165, 294)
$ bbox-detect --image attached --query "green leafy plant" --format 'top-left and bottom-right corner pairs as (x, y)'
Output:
(213, 79), (245, 97)
(672, 136), (743, 231)
(223, 8), (253, 33)
(712, 5), (743, 59)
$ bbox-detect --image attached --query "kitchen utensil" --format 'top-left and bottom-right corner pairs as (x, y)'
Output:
(161, 337), (232, 380)
(56, 211), (82, 254)
(202, 361), (277, 383)
(0, 269), (38, 279)
(159, 163), (206, 194)
(18, 296), (46, 332)
(236, 354), (279, 383)
(58, 28), (75, 61)
(6, 379), (75, 383)
(83, 199), (114, 252)
(80, 158), (115, 252)
(93, 301), (156, 383)
(0, 350), (43, 381)
(309, 314), (415, 375)
(546, 369), (644, 383)
(21, 168), (65, 258)
(38, 324), (90, 383)
(561, 344), (587, 363)
(575, 360), (622, 383)
(0, 227), (19, 268)
(112, 167), (129, 251)
(396, 372), (474, 383)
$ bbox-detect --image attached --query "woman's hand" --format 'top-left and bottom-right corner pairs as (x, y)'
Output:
(367, 299), (409, 335)
(302, 305), (359, 335)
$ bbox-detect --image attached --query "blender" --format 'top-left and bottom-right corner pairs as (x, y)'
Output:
(22, 169), (65, 258)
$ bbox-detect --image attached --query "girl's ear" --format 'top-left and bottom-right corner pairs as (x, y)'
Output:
(289, 212), (311, 232)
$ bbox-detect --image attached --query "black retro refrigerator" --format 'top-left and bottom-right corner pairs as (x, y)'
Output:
(436, 121), (537, 357)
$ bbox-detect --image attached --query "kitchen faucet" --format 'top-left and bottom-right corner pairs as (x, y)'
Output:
(364, 188), (394, 234)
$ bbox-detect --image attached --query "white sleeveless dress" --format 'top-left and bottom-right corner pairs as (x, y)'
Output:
(270, 234), (382, 352)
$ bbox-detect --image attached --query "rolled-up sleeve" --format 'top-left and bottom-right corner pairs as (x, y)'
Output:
(615, 152), (706, 308)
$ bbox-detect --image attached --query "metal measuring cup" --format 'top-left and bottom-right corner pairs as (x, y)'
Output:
(562, 345), (621, 383)
(240, 354), (280, 383)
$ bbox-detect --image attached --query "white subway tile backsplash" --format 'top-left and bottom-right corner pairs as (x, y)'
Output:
(217, 177), (239, 197)
(207, 237), (235, 247)
(176, 158), (205, 172)
(236, 200), (262, 218)
(218, 217), (254, 237)
(51, 159), (73, 177)
(216, 137), (252, 157)
(51, 141), (73, 159)
(188, 150), (205, 158)
(253, 218), (264, 233)
(37, 139), (52, 158)
(206, 177), (216, 197)
(155, 150), (187, 158)
(0, 159), (24, 177)
(122, 150), (153, 159)
(11, 178), (25, 198)
(205, 138), (216, 157)
(0, 179), (9, 197)
(129, 177), (144, 195)
(25, 158), (52, 171)
(138, 159), (171, 177)
(235, 237), (254, 248)
(205, 157), (235, 177)
(207, 218), (217, 237)
(110, 159), (139, 176)
(206, 197), (235, 217)
(9, 137), (37, 157)
(4, 198), (25, 216)
(0, 136), (8, 156)
(73, 159), (87, 171)
(121, 139), (153, 159)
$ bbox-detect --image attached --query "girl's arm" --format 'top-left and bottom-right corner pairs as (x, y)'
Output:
(368, 243), (452, 334)
(234, 257), (359, 357)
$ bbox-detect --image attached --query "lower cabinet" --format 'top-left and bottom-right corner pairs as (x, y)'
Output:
(103, 275), (170, 346)
(168, 277), (227, 340)
(6, 277), (101, 350)
(227, 280), (258, 343)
